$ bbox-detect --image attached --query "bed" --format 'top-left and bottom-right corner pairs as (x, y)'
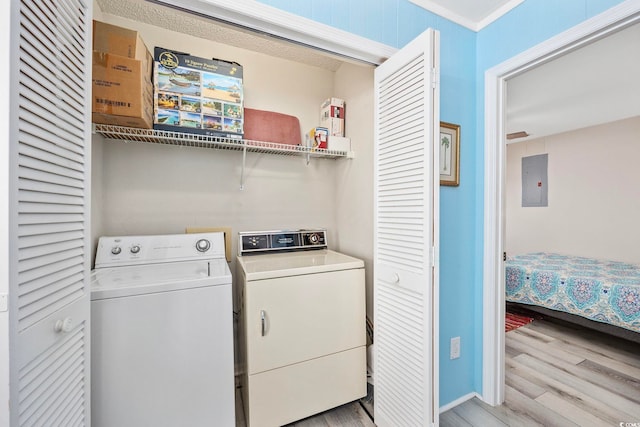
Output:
(506, 252), (640, 335)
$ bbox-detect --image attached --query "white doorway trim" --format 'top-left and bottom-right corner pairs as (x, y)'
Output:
(482, 0), (640, 406)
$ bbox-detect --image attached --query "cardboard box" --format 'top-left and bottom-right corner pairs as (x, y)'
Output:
(92, 111), (153, 129)
(306, 127), (329, 150)
(93, 20), (149, 61)
(154, 47), (244, 139)
(92, 51), (154, 129)
(320, 97), (345, 136)
(327, 135), (351, 152)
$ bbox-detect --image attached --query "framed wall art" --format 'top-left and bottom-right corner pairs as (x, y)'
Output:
(440, 121), (460, 186)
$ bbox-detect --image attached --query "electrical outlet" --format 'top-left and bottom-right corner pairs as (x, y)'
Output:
(450, 336), (460, 359)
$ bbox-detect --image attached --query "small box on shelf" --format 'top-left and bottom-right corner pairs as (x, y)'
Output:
(306, 127), (329, 150)
(320, 97), (345, 137)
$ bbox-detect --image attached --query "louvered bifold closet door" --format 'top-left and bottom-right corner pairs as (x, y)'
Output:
(373, 29), (440, 427)
(10, 0), (92, 426)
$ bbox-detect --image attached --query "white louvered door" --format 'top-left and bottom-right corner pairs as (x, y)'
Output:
(9, 0), (92, 425)
(373, 29), (440, 427)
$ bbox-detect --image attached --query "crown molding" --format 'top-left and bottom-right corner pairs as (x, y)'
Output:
(409, 0), (524, 31)
(475, 0), (524, 31)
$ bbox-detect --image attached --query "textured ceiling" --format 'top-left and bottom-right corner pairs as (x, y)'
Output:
(95, 0), (346, 71)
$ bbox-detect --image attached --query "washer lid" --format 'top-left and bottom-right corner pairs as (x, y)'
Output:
(91, 259), (231, 300)
(237, 249), (364, 281)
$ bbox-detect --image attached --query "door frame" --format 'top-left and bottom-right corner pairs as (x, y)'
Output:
(482, 0), (640, 405)
(152, 0), (397, 65)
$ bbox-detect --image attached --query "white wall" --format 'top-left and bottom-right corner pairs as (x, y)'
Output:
(506, 116), (640, 263)
(333, 62), (374, 319)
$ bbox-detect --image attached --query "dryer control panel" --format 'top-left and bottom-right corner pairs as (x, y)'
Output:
(238, 229), (327, 255)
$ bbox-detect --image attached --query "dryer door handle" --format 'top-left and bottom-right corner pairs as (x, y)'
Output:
(260, 310), (267, 336)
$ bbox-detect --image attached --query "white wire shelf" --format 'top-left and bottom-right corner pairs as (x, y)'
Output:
(92, 124), (352, 159)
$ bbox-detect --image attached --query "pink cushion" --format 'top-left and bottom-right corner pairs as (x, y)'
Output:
(243, 108), (302, 146)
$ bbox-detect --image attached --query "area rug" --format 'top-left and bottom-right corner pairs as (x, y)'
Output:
(505, 312), (535, 332)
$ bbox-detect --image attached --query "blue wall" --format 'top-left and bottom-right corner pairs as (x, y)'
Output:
(257, 0), (479, 407)
(257, 0), (627, 408)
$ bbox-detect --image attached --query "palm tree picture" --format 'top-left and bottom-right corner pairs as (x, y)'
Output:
(439, 122), (460, 186)
(441, 133), (450, 173)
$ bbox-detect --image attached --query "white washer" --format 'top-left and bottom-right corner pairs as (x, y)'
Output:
(91, 232), (235, 427)
(236, 230), (366, 427)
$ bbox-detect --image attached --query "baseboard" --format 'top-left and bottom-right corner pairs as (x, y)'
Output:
(439, 392), (480, 413)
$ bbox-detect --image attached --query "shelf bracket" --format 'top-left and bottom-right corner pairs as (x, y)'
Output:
(240, 145), (247, 190)
(305, 151), (310, 166)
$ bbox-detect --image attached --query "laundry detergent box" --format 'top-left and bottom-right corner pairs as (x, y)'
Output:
(154, 47), (244, 139)
(305, 127), (329, 150)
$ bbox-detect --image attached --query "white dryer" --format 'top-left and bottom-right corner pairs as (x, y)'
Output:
(91, 232), (235, 427)
(236, 229), (366, 427)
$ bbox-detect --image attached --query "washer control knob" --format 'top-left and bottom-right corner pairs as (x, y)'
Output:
(309, 233), (320, 244)
(196, 239), (211, 253)
(130, 245), (141, 254)
(111, 246), (122, 255)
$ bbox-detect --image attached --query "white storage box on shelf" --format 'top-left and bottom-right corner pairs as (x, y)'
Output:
(327, 135), (351, 152)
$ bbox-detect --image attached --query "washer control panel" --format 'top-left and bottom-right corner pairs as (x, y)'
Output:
(239, 229), (327, 255)
(95, 232), (226, 268)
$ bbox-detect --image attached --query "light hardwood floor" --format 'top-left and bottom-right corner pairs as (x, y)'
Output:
(441, 318), (640, 426)
(235, 318), (640, 426)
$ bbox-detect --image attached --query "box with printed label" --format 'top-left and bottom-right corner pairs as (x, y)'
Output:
(92, 51), (154, 129)
(154, 47), (244, 139)
(320, 97), (345, 136)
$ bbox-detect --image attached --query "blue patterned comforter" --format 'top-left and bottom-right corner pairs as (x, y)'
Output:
(506, 252), (640, 333)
